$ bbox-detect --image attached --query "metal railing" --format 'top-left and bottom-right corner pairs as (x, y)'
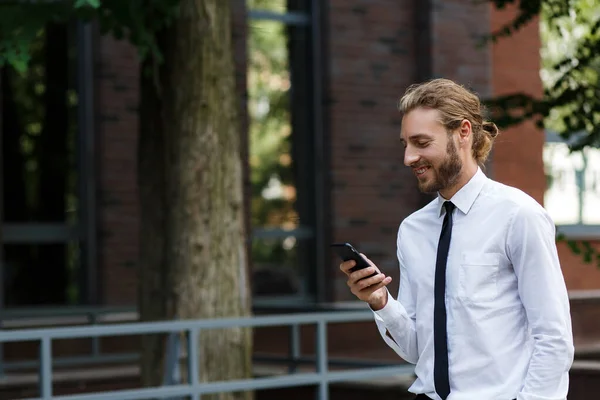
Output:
(0, 310), (414, 400)
(0, 306), (138, 377)
(0, 304), (397, 376)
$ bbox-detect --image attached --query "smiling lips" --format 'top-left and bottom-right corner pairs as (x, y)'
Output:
(413, 166), (430, 177)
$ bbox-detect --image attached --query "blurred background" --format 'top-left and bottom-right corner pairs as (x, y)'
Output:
(1, 0), (600, 399)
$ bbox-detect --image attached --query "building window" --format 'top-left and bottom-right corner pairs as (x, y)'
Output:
(1, 21), (96, 307)
(544, 130), (600, 238)
(247, 0), (321, 303)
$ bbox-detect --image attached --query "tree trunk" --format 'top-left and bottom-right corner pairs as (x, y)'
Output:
(138, 1), (253, 399)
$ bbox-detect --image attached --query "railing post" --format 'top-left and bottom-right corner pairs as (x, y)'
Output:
(40, 337), (53, 399)
(0, 340), (3, 379)
(0, 315), (4, 378)
(163, 331), (182, 385)
(315, 320), (328, 400)
(89, 312), (101, 358)
(289, 323), (301, 373)
(163, 331), (183, 400)
(187, 328), (200, 400)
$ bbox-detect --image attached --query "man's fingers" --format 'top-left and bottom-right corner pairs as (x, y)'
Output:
(340, 251), (391, 303)
(360, 253), (375, 266)
(339, 260), (356, 275)
(349, 266), (377, 283)
(359, 276), (392, 296)
(347, 267), (376, 288)
(360, 253), (381, 273)
(356, 273), (386, 290)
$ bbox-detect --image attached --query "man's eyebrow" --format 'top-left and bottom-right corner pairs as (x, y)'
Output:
(410, 133), (433, 140)
(401, 133), (433, 143)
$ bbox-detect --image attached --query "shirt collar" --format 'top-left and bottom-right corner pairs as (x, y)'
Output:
(437, 167), (487, 217)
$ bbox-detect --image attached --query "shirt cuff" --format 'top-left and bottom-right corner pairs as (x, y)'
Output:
(372, 290), (407, 323)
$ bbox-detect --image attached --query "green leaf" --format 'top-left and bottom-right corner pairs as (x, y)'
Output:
(567, 240), (581, 255)
(0, 0), (178, 82)
(0, 3), (75, 71)
(10, 55), (29, 73)
(74, 0), (101, 8)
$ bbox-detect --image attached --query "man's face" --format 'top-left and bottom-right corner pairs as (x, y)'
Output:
(400, 107), (463, 194)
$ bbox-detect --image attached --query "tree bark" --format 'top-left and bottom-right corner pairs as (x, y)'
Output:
(138, 1), (253, 399)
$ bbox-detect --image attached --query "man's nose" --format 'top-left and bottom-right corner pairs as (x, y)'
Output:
(404, 146), (419, 167)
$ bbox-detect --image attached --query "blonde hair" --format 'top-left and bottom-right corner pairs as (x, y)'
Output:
(398, 78), (499, 166)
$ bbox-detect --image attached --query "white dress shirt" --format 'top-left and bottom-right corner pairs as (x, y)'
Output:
(373, 167), (574, 400)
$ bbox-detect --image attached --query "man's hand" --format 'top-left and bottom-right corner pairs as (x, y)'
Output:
(339, 254), (392, 311)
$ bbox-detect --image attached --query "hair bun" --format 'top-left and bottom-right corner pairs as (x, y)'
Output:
(482, 121), (499, 138)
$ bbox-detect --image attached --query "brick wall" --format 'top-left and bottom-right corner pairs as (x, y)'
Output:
(327, 0), (423, 301)
(93, 0), (600, 306)
(489, 4), (546, 204)
(327, 0), (493, 301)
(489, 3), (600, 291)
(558, 241), (600, 290)
(430, 0), (493, 176)
(432, 0), (492, 98)
(96, 34), (140, 305)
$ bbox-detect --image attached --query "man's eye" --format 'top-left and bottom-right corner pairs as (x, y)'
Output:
(416, 141), (429, 147)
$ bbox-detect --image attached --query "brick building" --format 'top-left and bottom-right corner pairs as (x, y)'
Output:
(89, 0), (600, 308)
(2, 0), (600, 396)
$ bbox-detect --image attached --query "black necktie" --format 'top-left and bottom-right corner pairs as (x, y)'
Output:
(434, 201), (455, 400)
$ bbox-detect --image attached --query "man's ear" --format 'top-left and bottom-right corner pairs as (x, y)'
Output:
(458, 119), (472, 146)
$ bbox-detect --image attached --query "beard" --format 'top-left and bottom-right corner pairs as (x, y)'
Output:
(417, 138), (463, 194)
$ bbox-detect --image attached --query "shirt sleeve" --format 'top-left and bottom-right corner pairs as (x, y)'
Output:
(507, 204), (574, 400)
(372, 224), (419, 364)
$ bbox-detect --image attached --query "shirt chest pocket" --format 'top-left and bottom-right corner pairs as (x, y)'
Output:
(458, 252), (500, 303)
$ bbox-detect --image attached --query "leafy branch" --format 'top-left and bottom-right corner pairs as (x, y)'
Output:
(0, 0), (180, 73)
(484, 0), (600, 149)
(557, 233), (600, 269)
(485, 0), (600, 269)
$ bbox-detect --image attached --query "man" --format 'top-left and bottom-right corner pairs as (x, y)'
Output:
(340, 78), (574, 400)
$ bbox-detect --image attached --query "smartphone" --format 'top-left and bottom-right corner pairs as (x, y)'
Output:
(330, 242), (376, 277)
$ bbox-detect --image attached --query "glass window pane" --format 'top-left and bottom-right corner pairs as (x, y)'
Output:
(3, 242), (81, 306)
(248, 19), (297, 230)
(247, 0), (310, 13)
(251, 236), (313, 297)
(248, 0), (287, 13)
(582, 148), (600, 225)
(2, 21), (82, 307)
(248, 18), (315, 299)
(1, 23), (79, 224)
(544, 142), (600, 225)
